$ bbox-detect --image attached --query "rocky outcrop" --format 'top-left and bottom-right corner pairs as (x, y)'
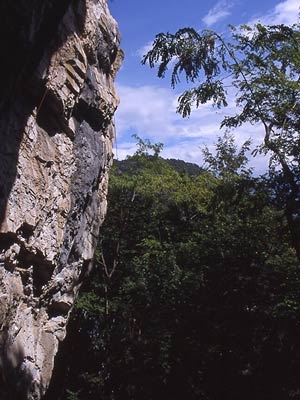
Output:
(0, 1), (122, 398)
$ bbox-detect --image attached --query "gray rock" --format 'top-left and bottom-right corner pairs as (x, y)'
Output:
(0, 0), (122, 398)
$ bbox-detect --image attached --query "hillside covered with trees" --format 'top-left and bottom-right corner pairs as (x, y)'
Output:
(45, 18), (300, 400)
(47, 134), (300, 400)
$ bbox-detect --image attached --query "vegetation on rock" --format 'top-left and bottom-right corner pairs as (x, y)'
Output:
(143, 21), (300, 261)
(48, 135), (300, 400)
(46, 19), (300, 400)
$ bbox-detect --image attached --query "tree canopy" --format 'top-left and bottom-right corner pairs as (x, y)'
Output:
(46, 136), (300, 400)
(45, 19), (300, 400)
(142, 21), (300, 260)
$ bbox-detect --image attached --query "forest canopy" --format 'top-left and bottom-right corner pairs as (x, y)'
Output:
(142, 21), (300, 260)
(47, 135), (300, 400)
(46, 20), (300, 400)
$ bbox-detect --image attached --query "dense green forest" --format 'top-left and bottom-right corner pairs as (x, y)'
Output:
(46, 20), (300, 400)
(46, 135), (300, 400)
(142, 21), (300, 261)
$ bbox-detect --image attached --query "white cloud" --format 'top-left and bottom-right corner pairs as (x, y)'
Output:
(249, 0), (299, 26)
(113, 140), (137, 160)
(115, 84), (179, 141)
(202, 0), (234, 27)
(114, 84), (269, 174)
(159, 139), (269, 175)
(115, 84), (230, 142)
(112, 1), (299, 176)
(136, 41), (154, 59)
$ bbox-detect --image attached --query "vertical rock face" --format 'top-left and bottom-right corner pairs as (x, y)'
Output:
(0, 1), (122, 398)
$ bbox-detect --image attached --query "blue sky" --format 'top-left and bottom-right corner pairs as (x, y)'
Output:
(109, 0), (299, 172)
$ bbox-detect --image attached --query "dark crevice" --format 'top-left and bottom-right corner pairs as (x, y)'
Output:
(18, 248), (55, 297)
(0, 0), (87, 228)
(0, 233), (18, 253)
(16, 223), (35, 242)
(0, 0), (74, 109)
(36, 90), (68, 137)
(74, 99), (107, 132)
(97, 23), (119, 74)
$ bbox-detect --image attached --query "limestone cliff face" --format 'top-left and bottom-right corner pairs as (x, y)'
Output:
(0, 1), (122, 398)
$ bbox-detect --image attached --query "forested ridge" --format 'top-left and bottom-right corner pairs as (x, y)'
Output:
(47, 135), (300, 400)
(45, 19), (300, 400)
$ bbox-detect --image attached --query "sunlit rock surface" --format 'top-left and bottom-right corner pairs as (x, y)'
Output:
(0, 1), (122, 398)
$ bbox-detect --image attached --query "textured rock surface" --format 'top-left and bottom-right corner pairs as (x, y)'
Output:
(0, 1), (122, 398)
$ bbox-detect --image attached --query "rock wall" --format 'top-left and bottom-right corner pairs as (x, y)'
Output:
(0, 1), (122, 398)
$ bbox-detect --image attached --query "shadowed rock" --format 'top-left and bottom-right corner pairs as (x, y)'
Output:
(0, 0), (123, 398)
